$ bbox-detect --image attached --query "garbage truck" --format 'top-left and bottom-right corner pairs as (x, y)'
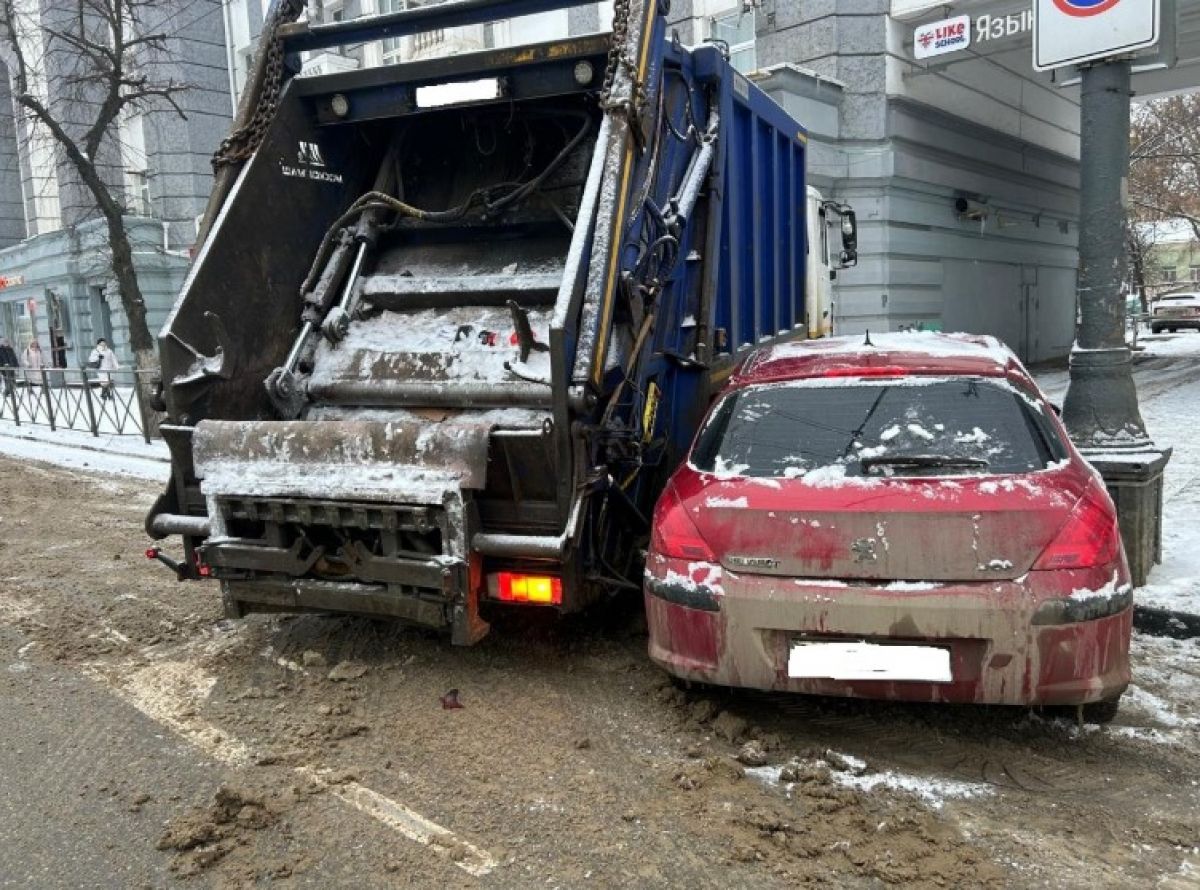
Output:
(145, 0), (858, 644)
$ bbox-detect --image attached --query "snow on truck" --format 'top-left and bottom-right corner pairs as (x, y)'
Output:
(144, 0), (858, 643)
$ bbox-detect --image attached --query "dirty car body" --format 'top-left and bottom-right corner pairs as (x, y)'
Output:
(645, 332), (1132, 709)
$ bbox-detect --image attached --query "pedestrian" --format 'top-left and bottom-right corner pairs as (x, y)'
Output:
(0, 337), (17, 397)
(22, 339), (44, 373)
(87, 337), (120, 401)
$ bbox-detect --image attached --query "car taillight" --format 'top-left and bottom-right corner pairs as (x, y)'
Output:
(650, 485), (716, 561)
(489, 572), (562, 605)
(817, 365), (910, 378)
(1032, 484), (1121, 571)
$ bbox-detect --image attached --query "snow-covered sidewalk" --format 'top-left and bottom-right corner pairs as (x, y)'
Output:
(0, 417), (169, 481)
(1034, 332), (1200, 615)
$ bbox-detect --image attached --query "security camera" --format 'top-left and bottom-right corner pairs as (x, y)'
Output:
(954, 197), (989, 221)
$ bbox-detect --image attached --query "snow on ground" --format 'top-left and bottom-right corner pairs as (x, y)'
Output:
(0, 418), (168, 481)
(1034, 331), (1200, 615)
(746, 753), (994, 811)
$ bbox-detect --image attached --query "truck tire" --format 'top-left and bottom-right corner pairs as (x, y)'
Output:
(1082, 696), (1121, 725)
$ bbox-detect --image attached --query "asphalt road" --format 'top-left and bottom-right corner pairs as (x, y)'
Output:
(0, 619), (471, 888)
(0, 626), (208, 887)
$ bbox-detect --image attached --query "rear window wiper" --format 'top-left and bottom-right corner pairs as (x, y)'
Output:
(860, 455), (990, 475)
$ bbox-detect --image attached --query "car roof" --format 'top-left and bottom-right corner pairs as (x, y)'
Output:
(733, 331), (1024, 386)
(1158, 292), (1200, 299)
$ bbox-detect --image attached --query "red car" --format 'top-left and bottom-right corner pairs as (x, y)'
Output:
(645, 332), (1132, 721)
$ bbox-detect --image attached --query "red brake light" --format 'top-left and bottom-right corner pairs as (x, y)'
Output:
(491, 572), (562, 605)
(650, 485), (716, 561)
(1033, 484), (1121, 571)
(816, 365), (911, 378)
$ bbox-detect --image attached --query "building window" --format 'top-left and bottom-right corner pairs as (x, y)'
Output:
(710, 7), (757, 74)
(119, 110), (152, 217)
(1191, 265), (1200, 283)
(1162, 268), (1178, 285)
(381, 0), (411, 63)
(13, 0), (62, 235)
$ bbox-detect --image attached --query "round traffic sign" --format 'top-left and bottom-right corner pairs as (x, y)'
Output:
(1052, 0), (1122, 16)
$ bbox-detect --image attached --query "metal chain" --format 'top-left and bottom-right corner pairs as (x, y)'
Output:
(212, 0), (307, 169)
(601, 0), (647, 119)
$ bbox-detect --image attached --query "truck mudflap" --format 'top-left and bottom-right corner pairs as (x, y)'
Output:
(191, 415), (532, 645)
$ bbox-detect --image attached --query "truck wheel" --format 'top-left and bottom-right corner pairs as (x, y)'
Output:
(1081, 696), (1121, 725)
(1151, 326), (1163, 334)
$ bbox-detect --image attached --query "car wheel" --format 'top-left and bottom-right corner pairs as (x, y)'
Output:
(1151, 326), (1163, 334)
(1081, 696), (1121, 725)
(1170, 327), (1178, 333)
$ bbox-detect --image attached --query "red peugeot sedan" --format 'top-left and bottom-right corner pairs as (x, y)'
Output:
(645, 332), (1132, 721)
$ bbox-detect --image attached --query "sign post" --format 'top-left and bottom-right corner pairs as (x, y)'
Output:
(1042, 0), (1171, 586)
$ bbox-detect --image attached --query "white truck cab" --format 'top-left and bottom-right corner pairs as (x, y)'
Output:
(806, 186), (858, 338)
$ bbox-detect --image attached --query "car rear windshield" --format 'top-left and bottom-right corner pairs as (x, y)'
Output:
(691, 377), (1068, 479)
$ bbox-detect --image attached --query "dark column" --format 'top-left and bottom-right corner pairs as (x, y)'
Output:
(1061, 59), (1170, 587)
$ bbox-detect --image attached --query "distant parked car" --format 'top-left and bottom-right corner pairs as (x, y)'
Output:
(645, 332), (1131, 722)
(1150, 292), (1200, 333)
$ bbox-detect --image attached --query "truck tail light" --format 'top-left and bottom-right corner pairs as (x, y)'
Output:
(1033, 484), (1121, 571)
(650, 485), (716, 562)
(489, 572), (562, 605)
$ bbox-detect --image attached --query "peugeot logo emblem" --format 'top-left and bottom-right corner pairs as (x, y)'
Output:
(851, 539), (878, 563)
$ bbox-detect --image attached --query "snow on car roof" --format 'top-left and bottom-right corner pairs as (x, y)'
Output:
(735, 331), (1022, 385)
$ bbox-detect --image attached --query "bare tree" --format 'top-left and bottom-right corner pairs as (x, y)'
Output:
(1130, 95), (1200, 242)
(1126, 219), (1154, 313)
(0, 0), (189, 380)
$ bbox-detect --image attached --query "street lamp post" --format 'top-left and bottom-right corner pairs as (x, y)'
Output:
(1061, 58), (1170, 587)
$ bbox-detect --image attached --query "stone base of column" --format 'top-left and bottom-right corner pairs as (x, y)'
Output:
(1081, 446), (1172, 588)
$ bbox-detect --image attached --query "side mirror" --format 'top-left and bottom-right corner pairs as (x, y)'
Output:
(839, 210), (858, 267)
(821, 201), (858, 270)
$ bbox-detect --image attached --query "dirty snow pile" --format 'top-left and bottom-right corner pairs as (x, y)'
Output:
(746, 750), (993, 811)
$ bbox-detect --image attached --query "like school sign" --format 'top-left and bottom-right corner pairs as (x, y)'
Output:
(914, 15), (971, 59)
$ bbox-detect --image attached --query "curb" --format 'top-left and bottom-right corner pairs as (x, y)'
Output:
(1133, 605), (1200, 640)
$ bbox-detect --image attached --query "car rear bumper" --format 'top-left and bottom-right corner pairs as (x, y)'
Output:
(1151, 318), (1200, 329)
(645, 571), (1131, 707)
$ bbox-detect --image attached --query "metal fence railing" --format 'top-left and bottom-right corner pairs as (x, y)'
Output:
(0, 366), (156, 442)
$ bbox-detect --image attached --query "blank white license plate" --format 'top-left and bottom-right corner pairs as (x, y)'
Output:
(788, 641), (952, 683)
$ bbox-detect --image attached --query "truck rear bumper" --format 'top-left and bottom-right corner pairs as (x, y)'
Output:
(222, 575), (489, 644)
(224, 578), (445, 623)
(645, 572), (1131, 707)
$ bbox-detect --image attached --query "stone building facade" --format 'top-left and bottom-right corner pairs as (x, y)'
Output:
(0, 0), (231, 367)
